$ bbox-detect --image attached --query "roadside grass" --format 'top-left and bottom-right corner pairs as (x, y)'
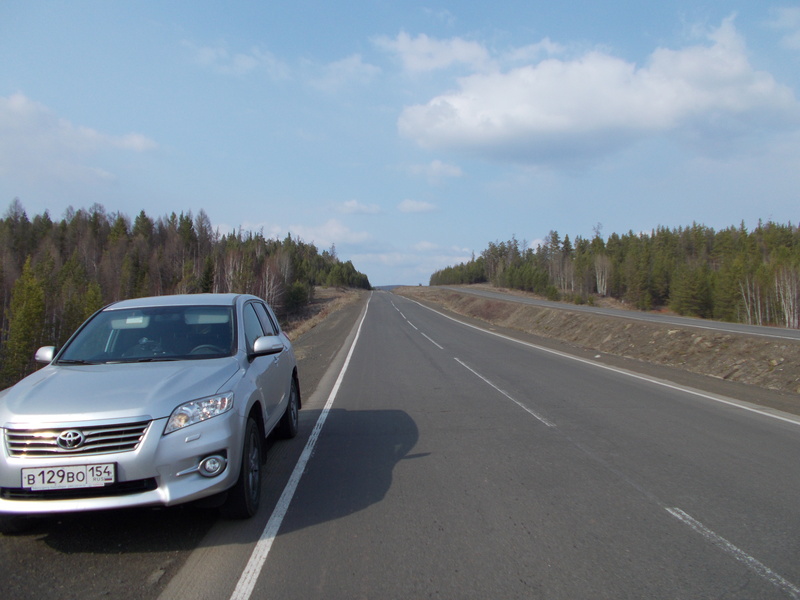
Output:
(282, 287), (363, 341)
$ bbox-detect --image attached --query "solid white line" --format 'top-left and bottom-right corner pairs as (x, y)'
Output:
(455, 358), (555, 427)
(229, 295), (371, 600)
(666, 507), (800, 599)
(409, 300), (800, 428)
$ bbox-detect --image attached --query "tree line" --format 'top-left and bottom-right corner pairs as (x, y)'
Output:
(430, 222), (800, 329)
(0, 199), (371, 388)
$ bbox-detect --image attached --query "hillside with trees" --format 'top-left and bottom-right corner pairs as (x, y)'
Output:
(430, 223), (800, 329)
(0, 199), (370, 388)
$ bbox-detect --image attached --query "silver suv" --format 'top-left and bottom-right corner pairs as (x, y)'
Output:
(0, 293), (300, 527)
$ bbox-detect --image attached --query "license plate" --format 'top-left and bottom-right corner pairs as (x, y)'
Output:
(21, 463), (116, 490)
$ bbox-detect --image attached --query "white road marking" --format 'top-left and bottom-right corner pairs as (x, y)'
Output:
(667, 507), (800, 599)
(393, 299), (420, 331)
(421, 332), (443, 349)
(395, 295), (800, 594)
(229, 295), (371, 600)
(455, 358), (555, 427)
(410, 299), (800, 428)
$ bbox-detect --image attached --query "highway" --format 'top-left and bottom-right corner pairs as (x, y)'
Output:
(447, 285), (800, 341)
(3, 290), (800, 599)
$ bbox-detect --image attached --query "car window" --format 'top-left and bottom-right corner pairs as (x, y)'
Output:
(242, 303), (266, 352)
(57, 306), (234, 362)
(254, 302), (279, 336)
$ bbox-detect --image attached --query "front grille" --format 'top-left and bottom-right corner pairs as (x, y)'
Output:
(5, 421), (151, 458)
(1, 478), (158, 500)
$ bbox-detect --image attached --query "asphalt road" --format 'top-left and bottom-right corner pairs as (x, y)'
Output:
(447, 285), (800, 341)
(3, 290), (800, 599)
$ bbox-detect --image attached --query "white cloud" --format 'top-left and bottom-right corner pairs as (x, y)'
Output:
(351, 246), (473, 285)
(0, 93), (157, 184)
(116, 133), (158, 152)
(767, 7), (800, 50)
(374, 31), (490, 73)
(215, 219), (372, 249)
(397, 17), (800, 165)
(504, 38), (565, 63)
(337, 199), (381, 214)
(288, 219), (372, 247)
(528, 238), (546, 250)
(408, 159), (463, 183)
(215, 221), (284, 239)
(413, 241), (438, 251)
(182, 41), (289, 78)
(310, 54), (381, 92)
(398, 199), (436, 213)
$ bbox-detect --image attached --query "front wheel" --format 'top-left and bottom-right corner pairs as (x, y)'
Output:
(220, 417), (262, 519)
(276, 377), (300, 439)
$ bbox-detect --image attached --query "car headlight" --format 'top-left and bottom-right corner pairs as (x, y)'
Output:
(164, 393), (234, 434)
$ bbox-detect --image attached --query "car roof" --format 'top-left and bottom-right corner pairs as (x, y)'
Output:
(105, 293), (256, 311)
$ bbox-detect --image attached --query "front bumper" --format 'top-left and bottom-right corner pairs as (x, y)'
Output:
(0, 412), (245, 515)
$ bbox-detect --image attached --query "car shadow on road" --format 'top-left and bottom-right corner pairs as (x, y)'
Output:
(5, 503), (216, 552)
(276, 407), (421, 535)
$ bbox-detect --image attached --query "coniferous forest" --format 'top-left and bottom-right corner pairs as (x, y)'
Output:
(0, 199), (371, 388)
(430, 222), (800, 330)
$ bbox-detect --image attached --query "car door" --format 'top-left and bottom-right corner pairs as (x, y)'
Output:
(253, 301), (292, 408)
(241, 302), (285, 429)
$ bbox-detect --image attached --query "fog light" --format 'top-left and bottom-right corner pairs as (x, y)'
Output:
(198, 455), (227, 478)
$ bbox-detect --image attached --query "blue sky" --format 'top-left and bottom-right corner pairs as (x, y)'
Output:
(2, 2), (799, 286)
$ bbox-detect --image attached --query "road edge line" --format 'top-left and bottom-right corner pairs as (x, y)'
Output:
(229, 292), (372, 600)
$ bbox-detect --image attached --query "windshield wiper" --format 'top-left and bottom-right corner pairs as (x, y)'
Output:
(56, 359), (99, 365)
(134, 357), (180, 362)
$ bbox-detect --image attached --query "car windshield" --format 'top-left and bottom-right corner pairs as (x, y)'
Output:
(57, 305), (236, 363)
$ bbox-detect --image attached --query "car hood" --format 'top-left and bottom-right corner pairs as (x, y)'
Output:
(0, 359), (241, 425)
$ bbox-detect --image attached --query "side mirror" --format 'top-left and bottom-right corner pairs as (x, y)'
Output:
(35, 346), (56, 364)
(252, 335), (284, 357)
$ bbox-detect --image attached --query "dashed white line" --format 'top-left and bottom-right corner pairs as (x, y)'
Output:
(667, 507), (800, 599)
(421, 332), (443, 349)
(409, 299), (800, 429)
(455, 358), (555, 427)
(398, 295), (800, 595)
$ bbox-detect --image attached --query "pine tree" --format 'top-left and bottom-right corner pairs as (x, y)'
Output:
(2, 258), (46, 387)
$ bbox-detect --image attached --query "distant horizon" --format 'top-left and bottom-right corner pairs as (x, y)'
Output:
(3, 2), (799, 287)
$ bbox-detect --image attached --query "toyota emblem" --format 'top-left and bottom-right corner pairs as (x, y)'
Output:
(57, 429), (86, 450)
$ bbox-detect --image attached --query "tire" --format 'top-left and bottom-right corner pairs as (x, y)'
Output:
(276, 377), (300, 439)
(220, 417), (262, 519)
